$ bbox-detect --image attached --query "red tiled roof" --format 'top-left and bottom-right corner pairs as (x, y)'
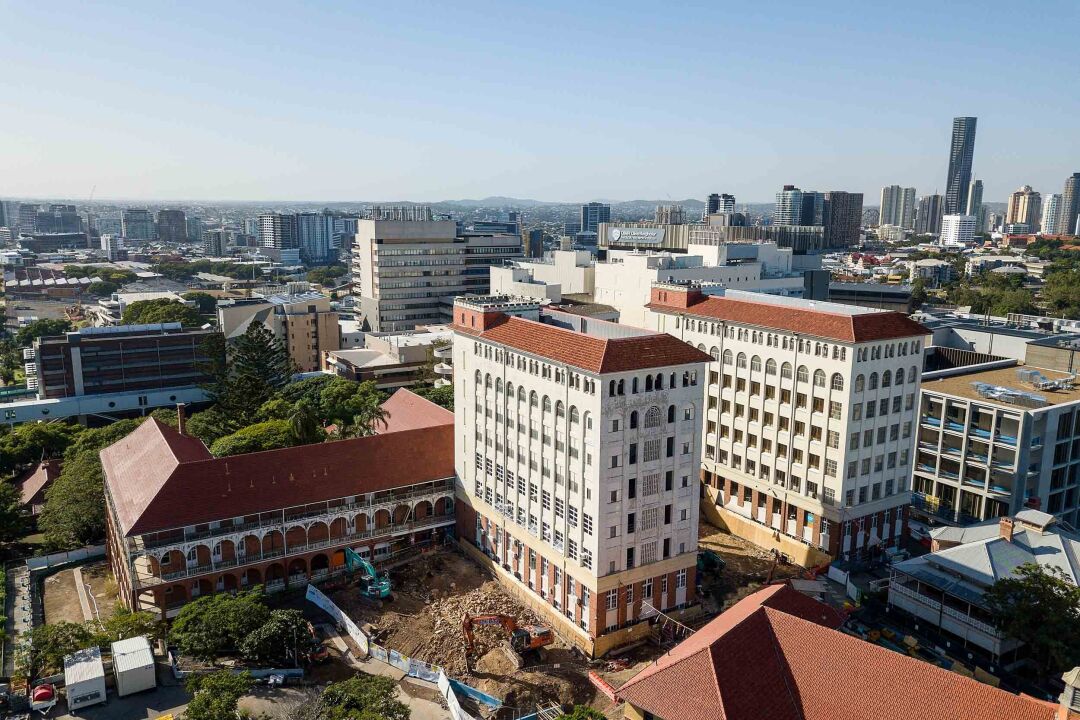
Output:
(18, 460), (60, 508)
(649, 294), (929, 342)
(617, 584), (1064, 720)
(377, 388), (454, 434)
(463, 316), (711, 373)
(102, 418), (454, 537)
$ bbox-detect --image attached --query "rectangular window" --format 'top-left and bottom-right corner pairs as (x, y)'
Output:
(583, 514), (593, 535)
(628, 477), (637, 499)
(627, 513), (636, 534)
(606, 589), (618, 610)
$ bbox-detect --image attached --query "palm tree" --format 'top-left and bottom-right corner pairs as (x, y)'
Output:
(287, 401), (322, 444)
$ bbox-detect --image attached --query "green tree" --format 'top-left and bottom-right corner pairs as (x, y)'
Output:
(288, 401), (323, 445)
(557, 707), (605, 720)
(909, 277), (928, 309)
(170, 589), (271, 661)
(239, 609), (311, 666)
(15, 318), (72, 347)
(278, 374), (342, 417)
(183, 291), (219, 314)
(305, 265), (348, 287)
(86, 280), (119, 297)
(984, 562), (1080, 674)
(102, 607), (163, 642)
(0, 421), (82, 477)
(15, 621), (99, 680)
(321, 380), (387, 435)
(0, 480), (27, 542)
(209, 420), (296, 457)
(202, 323), (293, 427)
(1042, 270), (1080, 318)
(184, 670), (254, 720)
(149, 407), (181, 429)
(320, 675), (410, 720)
(185, 406), (235, 446)
(413, 384), (453, 412)
(0, 337), (20, 384)
(120, 298), (202, 326)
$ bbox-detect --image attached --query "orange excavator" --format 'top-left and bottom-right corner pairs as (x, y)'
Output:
(462, 614), (554, 669)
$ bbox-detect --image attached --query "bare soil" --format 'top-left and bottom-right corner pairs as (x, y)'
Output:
(42, 569), (84, 625)
(696, 521), (804, 613)
(82, 562), (120, 621)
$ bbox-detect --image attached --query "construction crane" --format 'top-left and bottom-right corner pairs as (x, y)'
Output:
(462, 613), (554, 670)
(344, 547), (392, 600)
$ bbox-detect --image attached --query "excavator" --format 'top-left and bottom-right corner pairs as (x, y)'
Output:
(344, 547), (392, 600)
(462, 613), (554, 670)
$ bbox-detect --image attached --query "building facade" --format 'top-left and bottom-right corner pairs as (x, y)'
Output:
(945, 116), (977, 215)
(580, 202), (610, 234)
(915, 194), (944, 235)
(966, 179), (984, 226)
(1059, 173), (1080, 237)
(453, 296), (710, 656)
(941, 214), (977, 245)
(156, 210), (187, 244)
(120, 209), (155, 242)
(295, 212), (336, 264)
(880, 185), (916, 230)
(646, 285), (929, 564)
(823, 191), (864, 248)
(258, 213), (299, 251)
(1006, 186), (1042, 232)
(1042, 194), (1063, 235)
(217, 291), (340, 373)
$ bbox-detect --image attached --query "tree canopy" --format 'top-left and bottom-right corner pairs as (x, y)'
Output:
(984, 562), (1080, 675)
(183, 291), (219, 314)
(413, 384), (453, 412)
(202, 323), (294, 428)
(318, 675), (411, 720)
(209, 419), (297, 457)
(0, 421), (82, 477)
(170, 589), (271, 661)
(238, 608), (313, 666)
(306, 265), (348, 287)
(15, 621), (99, 680)
(15, 318), (72, 346)
(184, 670), (254, 720)
(120, 298), (203, 326)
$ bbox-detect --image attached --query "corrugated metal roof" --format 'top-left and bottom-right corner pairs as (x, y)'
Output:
(111, 636), (154, 673)
(64, 646), (104, 684)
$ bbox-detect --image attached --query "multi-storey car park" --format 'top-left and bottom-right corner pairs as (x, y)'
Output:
(451, 295), (710, 657)
(645, 283), (930, 565)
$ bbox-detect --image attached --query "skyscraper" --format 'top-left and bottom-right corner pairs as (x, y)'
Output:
(258, 213), (299, 250)
(1060, 173), (1080, 237)
(186, 216), (204, 242)
(1006, 185), (1042, 232)
(156, 209), (187, 244)
(121, 208), (155, 241)
(965, 179), (983, 226)
(706, 193), (735, 215)
(944, 117), (977, 215)
(295, 212), (336, 264)
(823, 191), (864, 248)
(1042, 194), (1062, 235)
(915, 195), (944, 235)
(774, 186), (803, 225)
(579, 202), (610, 234)
(879, 186), (916, 229)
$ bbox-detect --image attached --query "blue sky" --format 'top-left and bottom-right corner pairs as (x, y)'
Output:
(2, 0), (1078, 204)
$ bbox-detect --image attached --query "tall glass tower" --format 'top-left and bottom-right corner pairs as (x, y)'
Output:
(944, 117), (977, 215)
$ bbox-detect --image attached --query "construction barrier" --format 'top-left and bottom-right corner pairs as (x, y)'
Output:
(438, 670), (477, 720)
(448, 678), (502, 708)
(305, 584), (369, 656)
(26, 545), (106, 572)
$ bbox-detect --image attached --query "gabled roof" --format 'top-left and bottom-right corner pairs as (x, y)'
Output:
(617, 583), (1064, 720)
(18, 460), (60, 507)
(102, 418), (454, 537)
(649, 293), (929, 343)
(466, 315), (711, 373)
(377, 388), (454, 434)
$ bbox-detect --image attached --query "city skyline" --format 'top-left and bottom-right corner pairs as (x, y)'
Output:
(2, 2), (1078, 204)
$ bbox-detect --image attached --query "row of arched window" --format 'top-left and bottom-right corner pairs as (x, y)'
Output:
(854, 367), (918, 392)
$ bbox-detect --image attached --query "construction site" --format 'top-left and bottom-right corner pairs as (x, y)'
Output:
(321, 521), (805, 717)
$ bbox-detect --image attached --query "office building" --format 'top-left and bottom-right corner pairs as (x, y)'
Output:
(524, 228), (544, 258)
(202, 229), (227, 256)
(944, 117), (977, 215)
(186, 216), (204, 243)
(915, 194), (944, 235)
(156, 209), (187, 244)
(823, 191), (863, 248)
(879, 186), (916, 230)
(913, 365), (1080, 528)
(217, 291), (340, 373)
(35, 204), (82, 234)
(31, 323), (220, 400)
(940, 214), (977, 245)
(102, 390), (457, 617)
(966, 178), (983, 224)
(121, 209), (155, 242)
(1006, 185), (1042, 232)
(1042, 194), (1063, 235)
(295, 211), (336, 264)
(100, 234), (123, 261)
(257, 213), (298, 251)
(322, 325), (454, 390)
(16, 203), (40, 233)
(774, 186), (803, 225)
(18, 232), (90, 253)
(706, 193), (735, 216)
(1059, 173), (1080, 237)
(646, 284), (929, 564)
(580, 202), (610, 234)
(654, 205), (686, 225)
(453, 295), (710, 656)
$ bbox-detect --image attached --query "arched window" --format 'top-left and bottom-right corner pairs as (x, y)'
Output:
(617, 379), (625, 395)
(670, 372), (676, 388)
(629, 411), (639, 429)
(555, 401), (565, 418)
(751, 355), (762, 372)
(909, 366), (918, 383)
(474, 370), (482, 383)
(710, 346), (720, 361)
(645, 406), (662, 428)
(855, 374), (865, 392)
(667, 405), (676, 423)
(506, 383), (514, 398)
(542, 396), (552, 412)
(813, 369), (826, 387)
(530, 391), (538, 407)
(655, 373), (664, 389)
(882, 370), (892, 387)
(797, 366), (809, 383)
(831, 373), (844, 391)
(765, 359), (777, 375)
(645, 375), (654, 392)
(868, 373), (878, 390)
(723, 349), (734, 365)
(583, 411), (592, 431)
(632, 377), (639, 394)
(697, 343), (706, 352)
(895, 367), (905, 385)
(781, 362), (793, 379)
(569, 406), (580, 424)
(495, 378), (502, 393)
(484, 373), (492, 388)
(736, 353), (747, 369)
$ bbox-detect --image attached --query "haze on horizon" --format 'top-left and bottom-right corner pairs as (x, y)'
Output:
(3, 0), (1078, 205)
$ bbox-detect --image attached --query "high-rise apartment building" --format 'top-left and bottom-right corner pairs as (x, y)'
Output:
(100, 234), (123, 261)
(295, 212), (336, 264)
(203, 229), (227, 257)
(1006, 186), (1042, 231)
(965, 179), (983, 219)
(186, 216), (204, 243)
(525, 228), (545, 258)
(944, 117), (977, 215)
(452, 295), (710, 655)
(706, 193), (736, 217)
(121, 209), (155, 241)
(156, 209), (187, 244)
(915, 195), (944, 235)
(646, 285), (929, 563)
(654, 205), (686, 225)
(823, 191), (863, 248)
(580, 202), (610, 234)
(35, 204), (82, 234)
(879, 186), (916, 230)
(16, 203), (40, 233)
(940, 214), (977, 245)
(217, 292), (340, 373)
(1042, 194), (1062, 235)
(775, 186), (824, 226)
(257, 213), (298, 251)
(1059, 173), (1080, 237)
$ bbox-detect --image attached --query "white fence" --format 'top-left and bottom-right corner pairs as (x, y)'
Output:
(26, 545), (106, 572)
(304, 584), (369, 655)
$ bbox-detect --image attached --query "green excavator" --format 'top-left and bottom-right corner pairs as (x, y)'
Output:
(344, 547), (393, 600)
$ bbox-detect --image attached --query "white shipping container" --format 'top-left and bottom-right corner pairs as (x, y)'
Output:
(64, 646), (107, 711)
(111, 636), (156, 697)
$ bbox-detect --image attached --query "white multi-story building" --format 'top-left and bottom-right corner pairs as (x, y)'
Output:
(940, 214), (977, 246)
(452, 296), (710, 657)
(646, 284), (930, 564)
(1042, 194), (1063, 235)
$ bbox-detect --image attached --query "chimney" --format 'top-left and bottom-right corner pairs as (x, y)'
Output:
(999, 516), (1015, 542)
(176, 403), (187, 436)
